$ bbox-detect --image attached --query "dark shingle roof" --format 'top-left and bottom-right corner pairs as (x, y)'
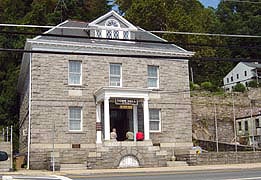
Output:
(37, 20), (187, 53)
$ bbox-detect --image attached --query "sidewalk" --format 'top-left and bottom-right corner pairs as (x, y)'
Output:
(2, 163), (261, 176)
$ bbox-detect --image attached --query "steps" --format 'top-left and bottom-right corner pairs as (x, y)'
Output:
(60, 163), (87, 170)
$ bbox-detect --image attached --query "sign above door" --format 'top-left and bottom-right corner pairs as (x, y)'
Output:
(115, 98), (138, 105)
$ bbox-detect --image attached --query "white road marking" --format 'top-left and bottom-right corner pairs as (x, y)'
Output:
(53, 175), (73, 180)
(225, 177), (261, 180)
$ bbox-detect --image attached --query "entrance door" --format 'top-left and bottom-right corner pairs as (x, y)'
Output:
(110, 109), (133, 141)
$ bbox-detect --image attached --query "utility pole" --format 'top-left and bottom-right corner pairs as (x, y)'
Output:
(250, 101), (255, 152)
(190, 67), (194, 83)
(10, 125), (13, 171)
(232, 92), (237, 152)
(214, 102), (219, 152)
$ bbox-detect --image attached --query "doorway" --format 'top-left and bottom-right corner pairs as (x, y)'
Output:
(110, 107), (133, 141)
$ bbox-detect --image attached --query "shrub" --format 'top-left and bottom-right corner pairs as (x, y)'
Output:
(233, 83), (246, 92)
(248, 80), (258, 88)
(200, 81), (217, 92)
(190, 82), (200, 91)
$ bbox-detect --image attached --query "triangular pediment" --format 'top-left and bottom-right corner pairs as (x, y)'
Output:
(88, 10), (137, 31)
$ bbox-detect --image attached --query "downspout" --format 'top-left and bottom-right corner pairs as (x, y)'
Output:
(27, 52), (32, 169)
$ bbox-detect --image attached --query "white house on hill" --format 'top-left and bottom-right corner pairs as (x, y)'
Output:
(223, 62), (261, 91)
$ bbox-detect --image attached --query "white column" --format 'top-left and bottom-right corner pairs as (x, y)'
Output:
(133, 105), (138, 141)
(96, 103), (102, 143)
(104, 97), (110, 141)
(143, 98), (150, 140)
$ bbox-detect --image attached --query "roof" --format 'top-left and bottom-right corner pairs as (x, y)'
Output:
(34, 11), (192, 55)
(242, 62), (261, 69)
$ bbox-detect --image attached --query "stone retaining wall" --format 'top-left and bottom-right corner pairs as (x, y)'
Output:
(194, 151), (261, 165)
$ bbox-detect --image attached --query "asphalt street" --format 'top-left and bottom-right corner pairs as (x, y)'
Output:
(67, 169), (261, 180)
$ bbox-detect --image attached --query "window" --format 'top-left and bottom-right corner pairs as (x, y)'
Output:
(231, 76), (233, 82)
(149, 109), (161, 132)
(148, 66), (159, 88)
(227, 78), (229, 83)
(110, 63), (121, 87)
(113, 30), (119, 39)
(237, 74), (239, 79)
(245, 71), (247, 76)
(69, 107), (82, 131)
(256, 119), (260, 128)
(238, 121), (242, 131)
(69, 61), (81, 85)
(245, 121), (249, 131)
(123, 31), (129, 39)
(96, 30), (102, 38)
(106, 30), (112, 39)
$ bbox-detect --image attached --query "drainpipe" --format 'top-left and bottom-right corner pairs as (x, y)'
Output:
(27, 53), (32, 169)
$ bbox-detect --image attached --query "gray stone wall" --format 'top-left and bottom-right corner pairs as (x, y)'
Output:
(25, 53), (192, 169)
(192, 90), (261, 143)
(195, 151), (261, 165)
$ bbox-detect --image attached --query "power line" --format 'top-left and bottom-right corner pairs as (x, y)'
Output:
(0, 47), (260, 62)
(150, 31), (261, 38)
(0, 30), (260, 50)
(0, 23), (260, 38)
(224, 0), (261, 4)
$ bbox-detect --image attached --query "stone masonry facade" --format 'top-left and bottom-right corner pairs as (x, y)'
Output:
(19, 53), (193, 169)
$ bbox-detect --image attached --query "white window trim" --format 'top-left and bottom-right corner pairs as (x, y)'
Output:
(148, 66), (159, 89)
(68, 60), (82, 86)
(149, 109), (161, 133)
(109, 63), (122, 87)
(68, 107), (83, 132)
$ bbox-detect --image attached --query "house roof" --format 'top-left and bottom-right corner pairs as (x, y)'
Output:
(242, 62), (261, 69)
(34, 11), (192, 55)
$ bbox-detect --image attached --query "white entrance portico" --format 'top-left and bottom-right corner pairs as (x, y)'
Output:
(94, 87), (151, 143)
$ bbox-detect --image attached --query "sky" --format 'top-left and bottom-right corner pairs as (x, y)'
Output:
(199, 0), (221, 8)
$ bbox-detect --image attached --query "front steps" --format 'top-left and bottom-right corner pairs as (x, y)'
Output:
(166, 161), (188, 167)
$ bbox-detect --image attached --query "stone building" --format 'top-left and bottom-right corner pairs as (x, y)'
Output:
(18, 10), (194, 170)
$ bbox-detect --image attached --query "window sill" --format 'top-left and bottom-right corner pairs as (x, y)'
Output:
(150, 131), (161, 133)
(66, 131), (85, 134)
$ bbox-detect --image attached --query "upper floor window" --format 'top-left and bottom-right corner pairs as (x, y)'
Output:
(231, 76), (233, 82)
(106, 30), (113, 39)
(123, 31), (129, 39)
(238, 121), (242, 131)
(256, 119), (260, 128)
(227, 78), (229, 83)
(149, 109), (161, 132)
(245, 71), (247, 76)
(69, 61), (81, 85)
(148, 66), (159, 88)
(113, 30), (119, 39)
(110, 63), (122, 87)
(237, 74), (239, 79)
(96, 29), (102, 38)
(245, 121), (249, 131)
(69, 107), (82, 131)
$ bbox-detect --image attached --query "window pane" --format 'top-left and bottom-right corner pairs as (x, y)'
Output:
(106, 30), (112, 38)
(113, 30), (119, 39)
(149, 109), (160, 131)
(69, 61), (81, 85)
(110, 64), (121, 87)
(148, 66), (158, 77)
(148, 78), (157, 88)
(123, 31), (129, 39)
(69, 107), (81, 131)
(150, 121), (159, 131)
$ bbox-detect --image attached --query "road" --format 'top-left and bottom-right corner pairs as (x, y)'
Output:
(67, 169), (261, 180)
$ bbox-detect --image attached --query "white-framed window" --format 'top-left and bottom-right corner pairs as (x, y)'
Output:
(106, 30), (112, 39)
(148, 65), (159, 88)
(69, 107), (82, 131)
(149, 109), (161, 132)
(96, 29), (102, 38)
(68, 61), (82, 85)
(113, 30), (119, 39)
(123, 31), (129, 39)
(110, 63), (122, 87)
